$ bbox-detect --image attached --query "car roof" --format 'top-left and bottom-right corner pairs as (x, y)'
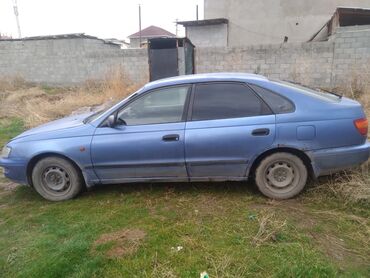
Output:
(143, 73), (268, 90)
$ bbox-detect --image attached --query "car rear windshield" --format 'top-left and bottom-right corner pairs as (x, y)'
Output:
(274, 80), (342, 102)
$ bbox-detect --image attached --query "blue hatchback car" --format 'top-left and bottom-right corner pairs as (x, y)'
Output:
(1, 73), (369, 201)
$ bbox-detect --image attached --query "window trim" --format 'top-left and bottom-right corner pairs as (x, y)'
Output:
(186, 84), (196, 121)
(99, 84), (193, 127)
(247, 83), (296, 114)
(188, 81), (273, 122)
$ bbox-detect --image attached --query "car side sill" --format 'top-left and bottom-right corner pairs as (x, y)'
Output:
(88, 176), (249, 186)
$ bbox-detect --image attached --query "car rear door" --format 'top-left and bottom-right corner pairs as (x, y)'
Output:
(91, 85), (191, 183)
(185, 82), (276, 180)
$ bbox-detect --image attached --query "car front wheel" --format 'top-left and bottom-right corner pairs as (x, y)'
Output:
(255, 152), (307, 199)
(31, 157), (83, 201)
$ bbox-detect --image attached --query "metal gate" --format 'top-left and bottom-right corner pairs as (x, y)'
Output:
(148, 38), (194, 81)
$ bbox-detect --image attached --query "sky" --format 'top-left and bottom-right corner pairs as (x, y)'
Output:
(0, 0), (204, 40)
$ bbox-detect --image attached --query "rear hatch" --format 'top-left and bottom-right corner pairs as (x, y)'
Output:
(327, 96), (368, 144)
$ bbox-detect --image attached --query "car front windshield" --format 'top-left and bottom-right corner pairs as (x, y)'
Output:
(83, 107), (111, 124)
(83, 90), (141, 124)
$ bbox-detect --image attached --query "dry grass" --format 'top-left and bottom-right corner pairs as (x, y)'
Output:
(321, 68), (370, 203)
(0, 69), (140, 128)
(333, 63), (370, 115)
(314, 170), (370, 203)
(92, 228), (146, 258)
(0, 76), (33, 92)
(252, 210), (287, 246)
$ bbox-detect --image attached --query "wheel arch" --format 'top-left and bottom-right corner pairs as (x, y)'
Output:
(26, 152), (85, 187)
(248, 147), (314, 178)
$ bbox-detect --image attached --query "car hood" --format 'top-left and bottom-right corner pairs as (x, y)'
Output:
(12, 112), (93, 141)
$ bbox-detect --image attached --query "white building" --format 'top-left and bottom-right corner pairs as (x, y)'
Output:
(179, 0), (370, 47)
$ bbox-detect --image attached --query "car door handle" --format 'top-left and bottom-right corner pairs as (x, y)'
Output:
(252, 128), (270, 136)
(162, 134), (180, 141)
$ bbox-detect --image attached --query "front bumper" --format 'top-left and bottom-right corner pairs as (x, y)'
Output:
(308, 142), (370, 177)
(0, 157), (29, 185)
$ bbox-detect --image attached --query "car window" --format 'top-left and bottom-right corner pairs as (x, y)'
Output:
(249, 84), (295, 114)
(191, 83), (271, 121)
(274, 80), (341, 102)
(117, 86), (189, 126)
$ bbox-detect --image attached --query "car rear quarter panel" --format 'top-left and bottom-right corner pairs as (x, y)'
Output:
(250, 80), (366, 151)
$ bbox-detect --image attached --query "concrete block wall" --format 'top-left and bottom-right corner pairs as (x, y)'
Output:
(0, 26), (369, 89)
(0, 38), (149, 85)
(331, 26), (370, 87)
(196, 42), (334, 87)
(195, 26), (370, 88)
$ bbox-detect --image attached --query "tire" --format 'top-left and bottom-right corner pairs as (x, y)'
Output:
(31, 157), (83, 201)
(255, 152), (307, 199)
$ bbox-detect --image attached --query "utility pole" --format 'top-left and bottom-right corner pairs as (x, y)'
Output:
(175, 19), (178, 37)
(196, 5), (199, 20)
(138, 4), (142, 48)
(13, 0), (22, 38)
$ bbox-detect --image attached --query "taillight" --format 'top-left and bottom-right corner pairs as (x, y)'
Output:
(354, 118), (368, 136)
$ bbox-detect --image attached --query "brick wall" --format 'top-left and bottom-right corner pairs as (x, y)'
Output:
(0, 26), (369, 88)
(196, 43), (334, 87)
(195, 26), (370, 88)
(0, 37), (148, 85)
(331, 26), (370, 87)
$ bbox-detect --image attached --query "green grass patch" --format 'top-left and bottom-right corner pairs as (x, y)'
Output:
(0, 118), (25, 182)
(0, 118), (25, 147)
(0, 183), (369, 277)
(40, 85), (71, 95)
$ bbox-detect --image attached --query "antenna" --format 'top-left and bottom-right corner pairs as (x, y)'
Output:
(13, 0), (22, 38)
(138, 4), (142, 48)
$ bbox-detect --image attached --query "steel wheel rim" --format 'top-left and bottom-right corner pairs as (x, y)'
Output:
(42, 166), (71, 192)
(264, 160), (299, 193)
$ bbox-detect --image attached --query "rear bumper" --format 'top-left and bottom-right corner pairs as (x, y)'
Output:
(308, 142), (370, 177)
(0, 157), (29, 185)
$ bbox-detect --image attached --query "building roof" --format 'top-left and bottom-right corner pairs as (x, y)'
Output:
(128, 25), (176, 39)
(177, 18), (228, 27)
(0, 34), (12, 40)
(335, 7), (370, 26)
(103, 38), (129, 46)
(6, 33), (95, 41)
(309, 7), (370, 41)
(0, 33), (120, 46)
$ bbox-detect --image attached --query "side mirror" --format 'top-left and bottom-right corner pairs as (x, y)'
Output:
(107, 114), (116, 128)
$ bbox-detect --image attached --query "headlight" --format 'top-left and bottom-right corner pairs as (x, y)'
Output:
(1, 146), (11, 158)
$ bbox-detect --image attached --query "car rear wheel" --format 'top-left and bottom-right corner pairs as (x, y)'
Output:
(255, 152), (307, 199)
(31, 157), (83, 201)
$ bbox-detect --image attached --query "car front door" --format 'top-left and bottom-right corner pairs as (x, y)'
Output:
(91, 85), (191, 184)
(185, 82), (276, 180)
